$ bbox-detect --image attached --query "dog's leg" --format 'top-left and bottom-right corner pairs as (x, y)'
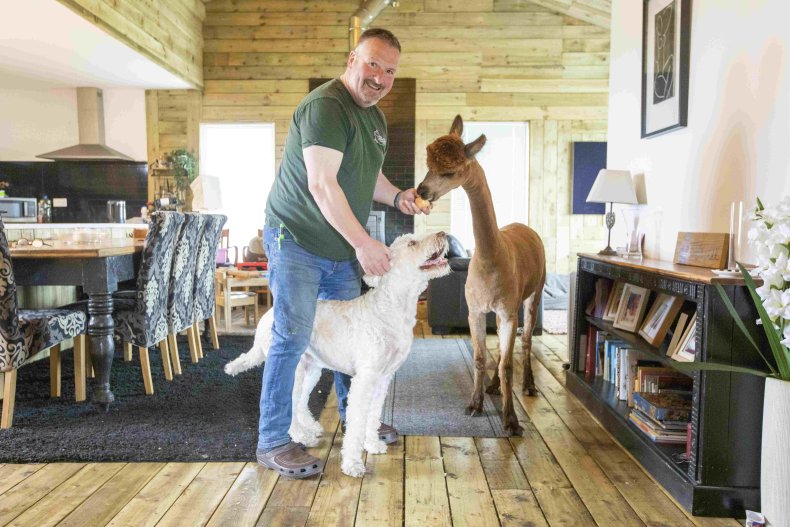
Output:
(465, 312), (488, 416)
(341, 373), (377, 477)
(287, 359), (314, 447)
(497, 315), (523, 436)
(364, 374), (393, 454)
(296, 356), (324, 440)
(521, 291), (540, 396)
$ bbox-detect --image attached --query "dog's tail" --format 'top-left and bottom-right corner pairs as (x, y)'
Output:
(224, 308), (274, 376)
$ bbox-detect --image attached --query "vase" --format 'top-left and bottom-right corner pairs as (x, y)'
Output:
(761, 377), (790, 527)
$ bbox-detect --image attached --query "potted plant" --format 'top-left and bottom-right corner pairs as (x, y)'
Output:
(164, 149), (198, 210)
(675, 197), (789, 526)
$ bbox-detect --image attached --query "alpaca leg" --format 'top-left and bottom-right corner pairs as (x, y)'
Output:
(466, 313), (488, 416)
(486, 314), (502, 395)
(521, 291), (540, 396)
(364, 375), (393, 454)
(498, 315), (523, 436)
(341, 373), (377, 477)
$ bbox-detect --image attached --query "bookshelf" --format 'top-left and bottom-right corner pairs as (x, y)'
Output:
(569, 254), (767, 517)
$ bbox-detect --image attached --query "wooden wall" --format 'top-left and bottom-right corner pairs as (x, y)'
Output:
(57, 0), (205, 88)
(165, 0), (610, 274)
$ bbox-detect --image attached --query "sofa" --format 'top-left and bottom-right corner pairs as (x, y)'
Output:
(427, 234), (542, 335)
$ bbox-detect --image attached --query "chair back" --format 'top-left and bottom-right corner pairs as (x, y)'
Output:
(194, 214), (227, 322)
(133, 211), (184, 344)
(0, 220), (27, 372)
(167, 213), (206, 333)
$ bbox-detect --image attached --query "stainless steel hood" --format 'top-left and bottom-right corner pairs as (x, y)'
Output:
(37, 87), (134, 162)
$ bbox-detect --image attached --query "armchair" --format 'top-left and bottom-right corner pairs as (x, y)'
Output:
(426, 234), (542, 335)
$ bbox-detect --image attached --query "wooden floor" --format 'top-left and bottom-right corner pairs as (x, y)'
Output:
(0, 306), (742, 527)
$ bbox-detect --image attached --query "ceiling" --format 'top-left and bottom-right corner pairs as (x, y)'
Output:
(0, 0), (192, 90)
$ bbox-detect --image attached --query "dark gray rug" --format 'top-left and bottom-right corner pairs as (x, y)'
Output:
(0, 336), (333, 463)
(382, 339), (506, 437)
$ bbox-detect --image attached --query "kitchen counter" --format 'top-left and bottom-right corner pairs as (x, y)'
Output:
(4, 223), (147, 229)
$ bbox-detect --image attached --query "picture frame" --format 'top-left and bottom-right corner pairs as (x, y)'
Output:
(603, 281), (626, 322)
(638, 293), (683, 346)
(672, 315), (697, 362)
(613, 284), (650, 332)
(641, 0), (692, 138)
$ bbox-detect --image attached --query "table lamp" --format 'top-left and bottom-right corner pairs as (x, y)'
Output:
(586, 169), (638, 255)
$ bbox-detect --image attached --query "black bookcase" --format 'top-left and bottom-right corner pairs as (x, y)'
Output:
(569, 254), (767, 517)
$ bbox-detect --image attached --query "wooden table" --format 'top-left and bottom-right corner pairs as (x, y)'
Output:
(10, 239), (143, 408)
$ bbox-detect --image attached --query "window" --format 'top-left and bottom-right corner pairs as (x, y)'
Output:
(451, 122), (530, 250)
(199, 123), (275, 246)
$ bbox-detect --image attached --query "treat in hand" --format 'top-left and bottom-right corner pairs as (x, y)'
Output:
(415, 196), (431, 209)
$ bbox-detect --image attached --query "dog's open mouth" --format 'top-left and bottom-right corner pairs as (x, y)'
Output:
(420, 248), (448, 270)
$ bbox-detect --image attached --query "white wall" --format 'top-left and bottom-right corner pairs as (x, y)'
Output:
(0, 88), (147, 162)
(607, 0), (790, 261)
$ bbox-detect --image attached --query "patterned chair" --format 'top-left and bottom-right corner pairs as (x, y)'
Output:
(0, 221), (88, 428)
(165, 213), (206, 369)
(113, 211), (184, 395)
(193, 214), (227, 351)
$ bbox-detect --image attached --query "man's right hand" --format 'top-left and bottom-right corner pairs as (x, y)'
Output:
(355, 237), (391, 276)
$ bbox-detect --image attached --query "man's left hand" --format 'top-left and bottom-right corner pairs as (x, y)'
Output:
(397, 188), (431, 215)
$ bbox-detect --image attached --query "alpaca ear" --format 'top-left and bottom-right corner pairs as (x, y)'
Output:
(449, 114), (463, 137)
(464, 134), (486, 158)
(363, 274), (382, 288)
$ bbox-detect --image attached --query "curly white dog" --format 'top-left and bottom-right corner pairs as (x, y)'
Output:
(225, 231), (450, 477)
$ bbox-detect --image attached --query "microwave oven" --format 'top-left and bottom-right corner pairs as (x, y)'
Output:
(0, 197), (38, 223)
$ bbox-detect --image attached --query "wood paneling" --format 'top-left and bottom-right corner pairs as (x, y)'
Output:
(56, 0), (204, 88)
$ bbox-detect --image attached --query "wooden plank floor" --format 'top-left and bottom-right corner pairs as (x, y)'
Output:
(0, 305), (743, 527)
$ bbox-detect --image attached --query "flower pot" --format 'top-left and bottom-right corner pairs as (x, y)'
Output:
(761, 377), (790, 527)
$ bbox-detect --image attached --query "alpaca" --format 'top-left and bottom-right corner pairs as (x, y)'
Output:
(416, 115), (546, 435)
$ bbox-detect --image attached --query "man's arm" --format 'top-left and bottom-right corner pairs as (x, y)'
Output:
(304, 145), (390, 275)
(372, 171), (429, 215)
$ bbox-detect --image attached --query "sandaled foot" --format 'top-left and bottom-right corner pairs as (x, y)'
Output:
(341, 422), (400, 445)
(256, 442), (323, 479)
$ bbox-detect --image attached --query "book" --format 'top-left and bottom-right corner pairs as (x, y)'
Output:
(628, 410), (689, 443)
(633, 391), (692, 422)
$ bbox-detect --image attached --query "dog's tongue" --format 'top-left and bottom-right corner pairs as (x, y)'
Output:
(420, 256), (447, 269)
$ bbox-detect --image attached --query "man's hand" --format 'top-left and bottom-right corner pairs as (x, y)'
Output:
(397, 188), (432, 215)
(355, 237), (391, 276)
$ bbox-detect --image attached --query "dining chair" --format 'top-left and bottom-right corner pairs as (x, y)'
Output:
(193, 214), (227, 351)
(0, 220), (88, 428)
(113, 211), (184, 395)
(165, 212), (206, 369)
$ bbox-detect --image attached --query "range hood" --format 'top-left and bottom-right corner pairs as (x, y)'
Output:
(37, 87), (134, 162)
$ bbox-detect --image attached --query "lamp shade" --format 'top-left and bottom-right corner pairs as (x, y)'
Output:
(585, 169), (637, 204)
(190, 174), (223, 211)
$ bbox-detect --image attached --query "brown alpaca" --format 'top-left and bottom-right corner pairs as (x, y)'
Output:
(416, 115), (546, 435)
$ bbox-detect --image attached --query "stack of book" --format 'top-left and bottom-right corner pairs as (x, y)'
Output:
(629, 391), (691, 444)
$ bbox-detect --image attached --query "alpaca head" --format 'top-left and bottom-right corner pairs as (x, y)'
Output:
(415, 115), (487, 204)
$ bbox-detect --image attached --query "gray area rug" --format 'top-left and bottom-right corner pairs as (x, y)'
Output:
(382, 339), (506, 437)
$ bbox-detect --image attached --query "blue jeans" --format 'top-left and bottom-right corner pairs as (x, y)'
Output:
(258, 226), (360, 451)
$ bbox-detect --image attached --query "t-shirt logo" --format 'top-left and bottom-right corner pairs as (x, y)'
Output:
(373, 129), (386, 147)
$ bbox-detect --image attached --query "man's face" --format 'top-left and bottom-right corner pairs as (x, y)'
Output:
(343, 38), (399, 107)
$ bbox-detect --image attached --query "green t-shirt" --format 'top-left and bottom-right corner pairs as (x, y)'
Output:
(265, 79), (388, 260)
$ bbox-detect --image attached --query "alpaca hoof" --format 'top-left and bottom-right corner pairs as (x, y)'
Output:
(341, 459), (366, 478)
(364, 439), (388, 454)
(506, 421), (524, 436)
(465, 404), (484, 416)
(522, 386), (538, 396)
(485, 384), (501, 395)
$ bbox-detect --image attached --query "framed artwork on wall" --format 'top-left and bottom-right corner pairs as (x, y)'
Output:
(641, 0), (692, 138)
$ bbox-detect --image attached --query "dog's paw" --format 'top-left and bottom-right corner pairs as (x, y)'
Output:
(289, 427), (320, 448)
(300, 419), (324, 438)
(341, 459), (366, 478)
(223, 363), (239, 376)
(364, 439), (388, 455)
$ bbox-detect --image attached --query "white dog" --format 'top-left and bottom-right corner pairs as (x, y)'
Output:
(225, 231), (450, 477)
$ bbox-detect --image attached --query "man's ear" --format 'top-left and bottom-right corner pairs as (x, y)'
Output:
(363, 274), (382, 288)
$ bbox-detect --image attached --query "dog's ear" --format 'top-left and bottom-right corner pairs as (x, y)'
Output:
(464, 134), (486, 158)
(363, 274), (382, 288)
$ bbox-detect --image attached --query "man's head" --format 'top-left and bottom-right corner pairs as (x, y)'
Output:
(341, 28), (401, 108)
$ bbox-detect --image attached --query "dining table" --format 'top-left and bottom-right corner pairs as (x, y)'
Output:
(10, 238), (143, 409)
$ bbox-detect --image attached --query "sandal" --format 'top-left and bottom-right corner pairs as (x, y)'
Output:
(341, 422), (400, 445)
(256, 442), (324, 479)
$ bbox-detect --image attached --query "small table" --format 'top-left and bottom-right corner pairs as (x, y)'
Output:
(10, 239), (143, 408)
(215, 268), (270, 332)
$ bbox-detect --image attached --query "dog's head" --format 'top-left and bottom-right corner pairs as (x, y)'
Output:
(415, 115), (487, 204)
(363, 231), (451, 289)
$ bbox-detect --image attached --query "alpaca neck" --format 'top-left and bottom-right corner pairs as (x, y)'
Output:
(462, 163), (500, 260)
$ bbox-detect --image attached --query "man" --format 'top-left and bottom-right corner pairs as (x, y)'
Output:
(257, 28), (427, 478)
